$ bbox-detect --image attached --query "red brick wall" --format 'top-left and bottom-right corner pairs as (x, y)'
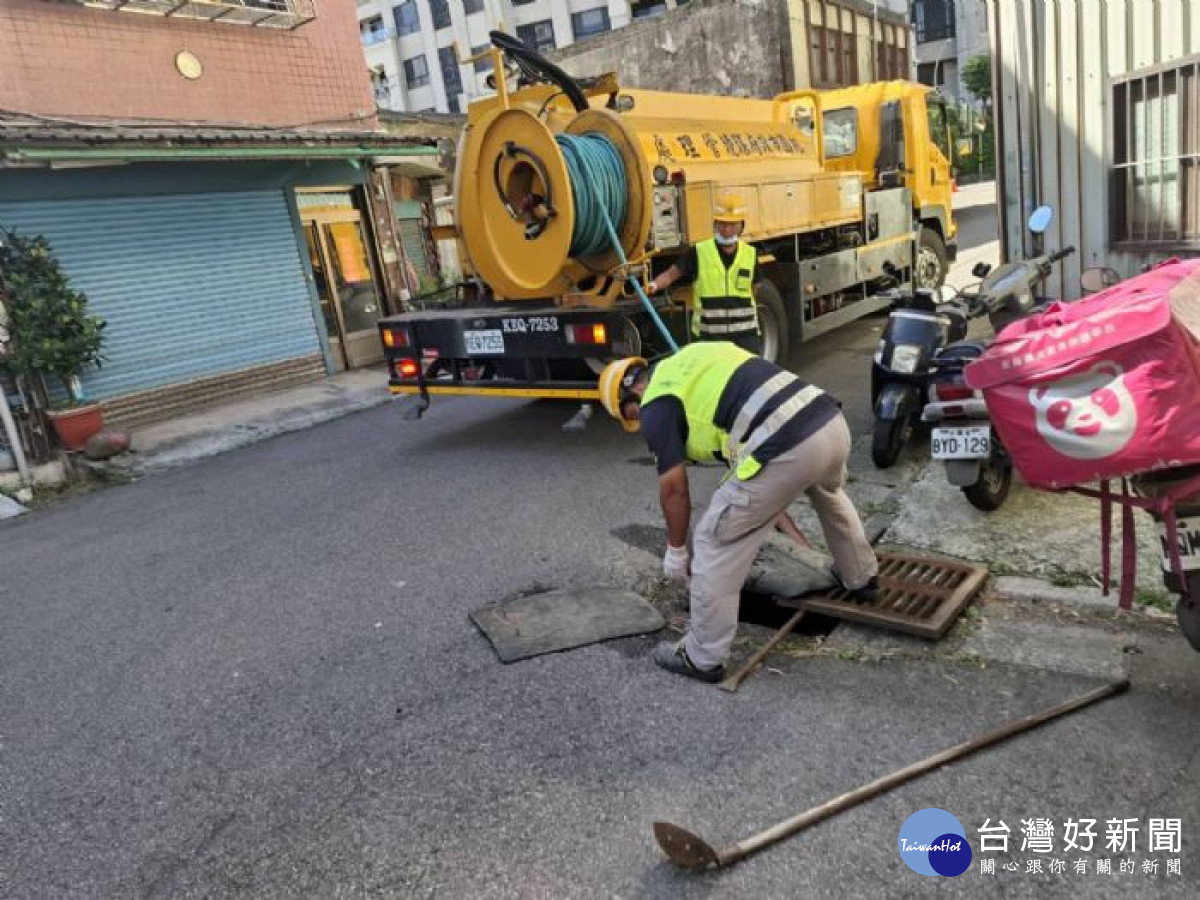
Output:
(0, 0), (376, 130)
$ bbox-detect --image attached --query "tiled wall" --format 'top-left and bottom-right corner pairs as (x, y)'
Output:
(0, 0), (376, 129)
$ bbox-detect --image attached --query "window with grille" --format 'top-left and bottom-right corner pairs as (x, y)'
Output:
(471, 43), (494, 74)
(439, 46), (462, 100)
(429, 0), (451, 30)
(809, 24), (857, 88)
(571, 7), (610, 40)
(516, 21), (556, 54)
(1112, 55), (1200, 248)
(404, 54), (430, 89)
(394, 0), (420, 36)
(913, 0), (955, 44)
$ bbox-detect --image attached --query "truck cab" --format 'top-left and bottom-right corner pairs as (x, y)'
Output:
(819, 82), (957, 287)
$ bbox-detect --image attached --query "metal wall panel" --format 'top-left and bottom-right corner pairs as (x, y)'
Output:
(0, 190), (321, 400)
(988, 0), (1200, 298)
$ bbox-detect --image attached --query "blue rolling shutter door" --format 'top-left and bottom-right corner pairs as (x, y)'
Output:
(0, 191), (321, 401)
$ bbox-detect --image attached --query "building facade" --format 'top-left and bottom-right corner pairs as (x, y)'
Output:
(356, 0), (700, 114)
(911, 0), (988, 105)
(0, 0), (439, 429)
(549, 0), (909, 99)
(988, 0), (1200, 300)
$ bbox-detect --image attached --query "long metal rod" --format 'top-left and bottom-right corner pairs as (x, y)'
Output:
(656, 679), (1130, 870)
(718, 608), (805, 694)
(723, 679), (1130, 865)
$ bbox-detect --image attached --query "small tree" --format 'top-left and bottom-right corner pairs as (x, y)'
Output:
(0, 228), (105, 404)
(961, 53), (993, 106)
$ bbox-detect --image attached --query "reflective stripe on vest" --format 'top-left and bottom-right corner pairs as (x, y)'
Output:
(641, 342), (753, 465)
(640, 343), (825, 480)
(692, 239), (757, 337)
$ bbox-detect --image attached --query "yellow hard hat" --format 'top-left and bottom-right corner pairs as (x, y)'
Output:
(713, 193), (747, 223)
(598, 356), (648, 433)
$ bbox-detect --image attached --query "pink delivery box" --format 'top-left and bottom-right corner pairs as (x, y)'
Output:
(964, 258), (1200, 489)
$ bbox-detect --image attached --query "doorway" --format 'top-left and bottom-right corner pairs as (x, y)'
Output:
(298, 190), (385, 371)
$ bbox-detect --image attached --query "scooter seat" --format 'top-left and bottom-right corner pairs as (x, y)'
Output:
(937, 340), (989, 361)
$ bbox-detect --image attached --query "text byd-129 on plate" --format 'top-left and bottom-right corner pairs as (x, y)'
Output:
(931, 425), (991, 460)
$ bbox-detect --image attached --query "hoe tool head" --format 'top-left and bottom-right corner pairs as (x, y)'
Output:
(653, 821), (720, 871)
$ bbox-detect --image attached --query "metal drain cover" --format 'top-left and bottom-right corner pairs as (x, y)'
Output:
(778, 551), (987, 639)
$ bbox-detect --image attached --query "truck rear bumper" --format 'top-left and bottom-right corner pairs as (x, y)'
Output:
(378, 306), (639, 399)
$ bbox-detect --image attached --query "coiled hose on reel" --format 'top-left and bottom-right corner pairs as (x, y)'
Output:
(555, 132), (679, 352)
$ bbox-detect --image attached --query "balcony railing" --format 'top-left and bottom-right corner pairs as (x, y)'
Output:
(57, 0), (317, 30)
(362, 26), (397, 47)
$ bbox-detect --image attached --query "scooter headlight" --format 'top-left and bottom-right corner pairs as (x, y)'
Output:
(891, 343), (923, 374)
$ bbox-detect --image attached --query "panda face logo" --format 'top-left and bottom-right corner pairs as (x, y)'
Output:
(1029, 362), (1137, 460)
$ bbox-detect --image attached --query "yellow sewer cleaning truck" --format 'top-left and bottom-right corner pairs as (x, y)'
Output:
(379, 33), (956, 418)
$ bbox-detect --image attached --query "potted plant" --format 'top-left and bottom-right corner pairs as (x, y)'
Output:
(0, 228), (106, 451)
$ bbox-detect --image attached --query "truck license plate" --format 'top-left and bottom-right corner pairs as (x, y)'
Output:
(931, 425), (991, 460)
(464, 329), (504, 355)
(1159, 518), (1200, 572)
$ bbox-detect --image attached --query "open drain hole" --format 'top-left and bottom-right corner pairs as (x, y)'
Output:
(738, 588), (839, 636)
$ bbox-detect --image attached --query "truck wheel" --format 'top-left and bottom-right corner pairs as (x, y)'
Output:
(755, 280), (789, 364)
(1177, 578), (1200, 652)
(962, 457), (1011, 511)
(916, 228), (948, 289)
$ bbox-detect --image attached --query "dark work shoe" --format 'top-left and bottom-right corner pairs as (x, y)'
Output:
(832, 568), (881, 605)
(653, 641), (725, 683)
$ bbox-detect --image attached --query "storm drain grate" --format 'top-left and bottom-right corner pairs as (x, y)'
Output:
(777, 551), (988, 640)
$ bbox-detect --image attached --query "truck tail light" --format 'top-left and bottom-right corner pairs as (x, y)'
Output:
(395, 358), (419, 379)
(382, 327), (411, 349)
(565, 323), (607, 345)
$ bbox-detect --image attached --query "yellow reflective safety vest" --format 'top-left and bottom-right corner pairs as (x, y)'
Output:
(642, 343), (824, 481)
(692, 239), (758, 337)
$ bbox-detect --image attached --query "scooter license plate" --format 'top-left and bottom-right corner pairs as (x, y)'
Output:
(931, 425), (991, 460)
(1159, 518), (1200, 572)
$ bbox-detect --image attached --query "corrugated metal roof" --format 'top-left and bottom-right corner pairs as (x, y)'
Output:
(0, 113), (438, 152)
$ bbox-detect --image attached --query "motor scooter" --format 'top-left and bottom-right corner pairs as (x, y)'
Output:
(870, 283), (971, 468)
(921, 206), (1075, 511)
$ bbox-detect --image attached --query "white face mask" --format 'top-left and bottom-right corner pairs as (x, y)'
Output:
(713, 230), (739, 246)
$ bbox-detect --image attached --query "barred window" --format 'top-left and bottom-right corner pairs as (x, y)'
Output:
(516, 21), (556, 54)
(429, 0), (451, 30)
(404, 55), (430, 90)
(1112, 55), (1200, 248)
(394, 0), (420, 36)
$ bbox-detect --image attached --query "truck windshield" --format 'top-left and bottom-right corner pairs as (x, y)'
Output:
(926, 99), (951, 159)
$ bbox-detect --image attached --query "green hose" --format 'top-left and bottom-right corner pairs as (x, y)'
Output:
(556, 132), (679, 353)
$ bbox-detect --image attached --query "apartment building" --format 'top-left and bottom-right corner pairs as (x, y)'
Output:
(911, 0), (988, 105)
(356, 0), (688, 114)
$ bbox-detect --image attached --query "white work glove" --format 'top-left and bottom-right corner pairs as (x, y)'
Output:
(663, 544), (691, 582)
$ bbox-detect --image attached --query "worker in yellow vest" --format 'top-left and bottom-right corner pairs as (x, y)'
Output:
(646, 193), (762, 355)
(598, 344), (879, 682)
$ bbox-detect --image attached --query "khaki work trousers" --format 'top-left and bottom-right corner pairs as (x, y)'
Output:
(683, 414), (878, 670)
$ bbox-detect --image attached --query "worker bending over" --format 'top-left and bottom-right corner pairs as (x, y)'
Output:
(646, 194), (763, 356)
(600, 344), (879, 682)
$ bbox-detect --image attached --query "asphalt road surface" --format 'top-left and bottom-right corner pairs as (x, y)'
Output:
(3, 190), (1197, 898)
